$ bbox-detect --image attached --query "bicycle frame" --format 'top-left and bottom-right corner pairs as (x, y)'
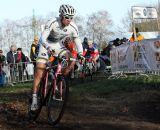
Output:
(85, 56), (94, 70)
(42, 61), (63, 100)
(53, 63), (63, 100)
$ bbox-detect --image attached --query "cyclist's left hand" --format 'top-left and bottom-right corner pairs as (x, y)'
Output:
(77, 53), (85, 64)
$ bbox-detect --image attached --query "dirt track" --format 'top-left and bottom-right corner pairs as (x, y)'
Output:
(1, 81), (160, 130)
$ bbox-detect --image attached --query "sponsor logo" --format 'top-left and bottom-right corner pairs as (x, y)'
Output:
(63, 29), (67, 32)
(41, 53), (46, 56)
(143, 8), (147, 16)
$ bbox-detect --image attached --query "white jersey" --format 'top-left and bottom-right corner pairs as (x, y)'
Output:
(41, 17), (83, 54)
(37, 17), (83, 63)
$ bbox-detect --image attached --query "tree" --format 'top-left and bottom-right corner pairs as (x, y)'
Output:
(74, 15), (85, 38)
(86, 11), (114, 50)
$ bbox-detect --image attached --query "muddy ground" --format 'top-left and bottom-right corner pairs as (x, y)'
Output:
(1, 79), (160, 130)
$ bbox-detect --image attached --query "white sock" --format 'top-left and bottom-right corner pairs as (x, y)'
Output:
(32, 94), (37, 104)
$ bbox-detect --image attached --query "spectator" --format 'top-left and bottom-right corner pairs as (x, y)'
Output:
(113, 38), (121, 47)
(7, 44), (17, 85)
(82, 37), (91, 57)
(0, 50), (6, 70)
(100, 44), (112, 66)
(121, 37), (128, 44)
(0, 50), (6, 87)
(30, 36), (39, 70)
(130, 27), (144, 42)
(82, 37), (88, 49)
(15, 48), (27, 81)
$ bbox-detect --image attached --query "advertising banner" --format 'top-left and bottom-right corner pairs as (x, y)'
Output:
(132, 6), (158, 19)
(110, 38), (160, 73)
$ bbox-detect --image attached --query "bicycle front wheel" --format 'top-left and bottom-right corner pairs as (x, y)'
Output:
(47, 75), (69, 125)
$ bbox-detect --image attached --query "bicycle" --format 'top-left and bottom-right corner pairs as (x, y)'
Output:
(28, 50), (70, 125)
(80, 56), (95, 82)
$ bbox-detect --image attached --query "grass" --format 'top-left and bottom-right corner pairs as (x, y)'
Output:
(0, 83), (32, 93)
(0, 75), (160, 96)
(0, 75), (159, 105)
(70, 75), (160, 98)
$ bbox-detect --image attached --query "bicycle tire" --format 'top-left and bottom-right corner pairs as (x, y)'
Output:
(28, 79), (45, 121)
(80, 64), (89, 83)
(89, 69), (93, 81)
(84, 66), (93, 82)
(47, 75), (69, 125)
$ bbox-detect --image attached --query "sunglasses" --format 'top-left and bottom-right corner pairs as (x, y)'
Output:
(64, 16), (73, 20)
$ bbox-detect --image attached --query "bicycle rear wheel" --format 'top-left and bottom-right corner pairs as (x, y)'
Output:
(89, 69), (93, 81)
(28, 79), (45, 121)
(80, 64), (87, 83)
(47, 75), (69, 125)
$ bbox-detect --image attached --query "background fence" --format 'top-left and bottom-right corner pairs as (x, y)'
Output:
(0, 62), (34, 86)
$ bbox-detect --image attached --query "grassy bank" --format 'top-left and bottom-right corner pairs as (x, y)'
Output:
(0, 83), (32, 93)
(70, 75), (160, 98)
(0, 75), (160, 95)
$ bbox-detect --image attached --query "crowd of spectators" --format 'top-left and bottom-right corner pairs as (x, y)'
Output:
(0, 44), (31, 86)
(100, 27), (145, 66)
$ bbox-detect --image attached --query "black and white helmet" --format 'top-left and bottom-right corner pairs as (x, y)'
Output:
(59, 4), (76, 17)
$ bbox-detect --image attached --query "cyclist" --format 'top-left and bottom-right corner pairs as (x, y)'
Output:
(31, 4), (84, 111)
(83, 40), (99, 70)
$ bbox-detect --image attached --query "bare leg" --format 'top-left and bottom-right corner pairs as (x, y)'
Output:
(31, 62), (46, 111)
(33, 62), (46, 93)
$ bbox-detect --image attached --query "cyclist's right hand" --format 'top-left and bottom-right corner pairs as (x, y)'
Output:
(47, 47), (55, 56)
